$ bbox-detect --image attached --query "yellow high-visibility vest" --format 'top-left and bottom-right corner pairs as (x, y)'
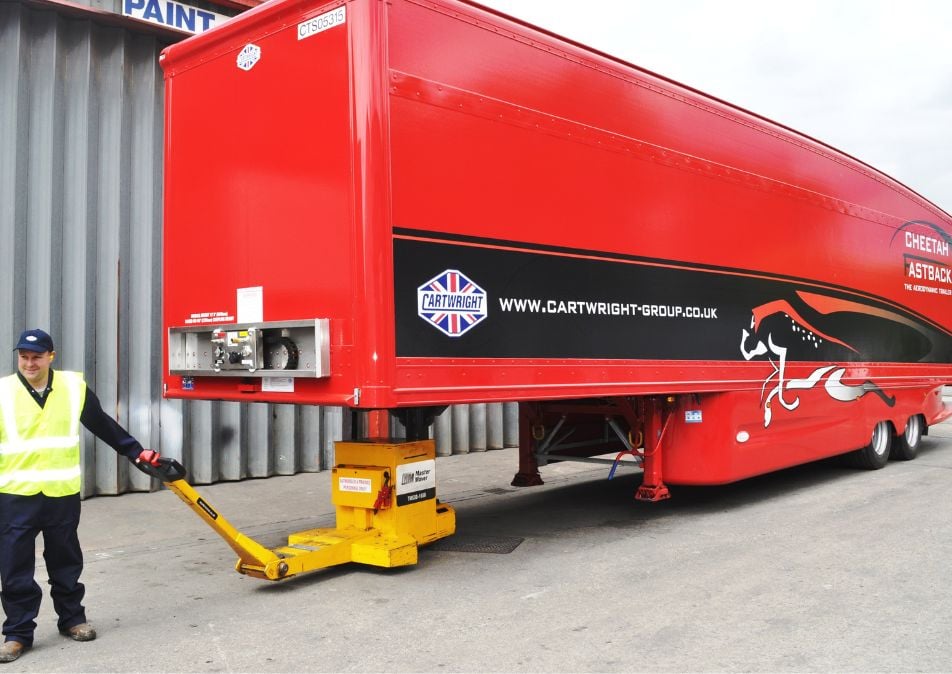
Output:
(0, 371), (85, 496)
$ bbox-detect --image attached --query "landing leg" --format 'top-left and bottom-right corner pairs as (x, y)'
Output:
(512, 402), (544, 487)
(635, 397), (670, 502)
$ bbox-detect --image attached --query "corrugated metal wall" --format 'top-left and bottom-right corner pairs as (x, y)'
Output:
(0, 1), (518, 497)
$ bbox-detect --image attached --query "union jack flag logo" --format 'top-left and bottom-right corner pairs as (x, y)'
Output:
(417, 269), (488, 337)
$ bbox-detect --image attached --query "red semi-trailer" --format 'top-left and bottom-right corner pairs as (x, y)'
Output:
(161, 0), (952, 498)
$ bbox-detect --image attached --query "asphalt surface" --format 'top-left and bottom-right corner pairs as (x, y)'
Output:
(9, 402), (952, 673)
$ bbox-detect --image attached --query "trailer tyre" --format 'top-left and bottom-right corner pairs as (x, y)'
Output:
(891, 415), (923, 461)
(850, 420), (892, 470)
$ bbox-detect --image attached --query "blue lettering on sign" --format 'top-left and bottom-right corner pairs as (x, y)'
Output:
(142, 0), (161, 22)
(685, 410), (703, 424)
(123, 0), (223, 34)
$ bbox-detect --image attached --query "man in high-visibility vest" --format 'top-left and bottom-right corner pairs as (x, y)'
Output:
(0, 329), (163, 664)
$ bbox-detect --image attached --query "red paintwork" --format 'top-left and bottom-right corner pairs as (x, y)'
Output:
(161, 0), (952, 483)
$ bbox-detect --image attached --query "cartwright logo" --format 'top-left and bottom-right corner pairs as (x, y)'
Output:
(417, 269), (487, 337)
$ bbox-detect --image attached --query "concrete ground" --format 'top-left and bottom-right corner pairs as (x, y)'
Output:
(7, 402), (952, 673)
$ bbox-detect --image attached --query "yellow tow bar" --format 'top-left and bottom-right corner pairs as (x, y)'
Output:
(152, 440), (455, 580)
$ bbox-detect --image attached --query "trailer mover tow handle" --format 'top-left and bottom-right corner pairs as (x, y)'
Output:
(137, 458), (286, 578)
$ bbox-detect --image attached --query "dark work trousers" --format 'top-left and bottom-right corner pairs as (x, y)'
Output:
(0, 493), (86, 646)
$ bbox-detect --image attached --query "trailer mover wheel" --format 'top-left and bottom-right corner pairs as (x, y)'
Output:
(851, 420), (892, 470)
(891, 415), (924, 461)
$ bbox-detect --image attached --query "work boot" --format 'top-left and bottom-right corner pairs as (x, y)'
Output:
(0, 641), (27, 663)
(61, 623), (97, 642)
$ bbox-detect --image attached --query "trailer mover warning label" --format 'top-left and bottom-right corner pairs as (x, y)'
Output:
(338, 477), (372, 493)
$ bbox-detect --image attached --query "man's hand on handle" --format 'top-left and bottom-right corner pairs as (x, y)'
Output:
(136, 449), (162, 467)
(133, 450), (188, 482)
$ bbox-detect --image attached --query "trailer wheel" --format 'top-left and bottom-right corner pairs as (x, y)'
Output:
(850, 420), (892, 470)
(890, 415), (923, 461)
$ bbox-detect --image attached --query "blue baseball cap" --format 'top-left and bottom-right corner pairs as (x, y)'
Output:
(14, 329), (54, 353)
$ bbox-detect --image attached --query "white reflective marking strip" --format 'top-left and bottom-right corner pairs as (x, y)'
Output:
(0, 435), (82, 455)
(0, 378), (19, 443)
(0, 464), (82, 487)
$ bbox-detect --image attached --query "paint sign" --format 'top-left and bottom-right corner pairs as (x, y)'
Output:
(123, 0), (232, 35)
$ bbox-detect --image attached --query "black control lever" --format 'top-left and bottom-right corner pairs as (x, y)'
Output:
(135, 457), (188, 483)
